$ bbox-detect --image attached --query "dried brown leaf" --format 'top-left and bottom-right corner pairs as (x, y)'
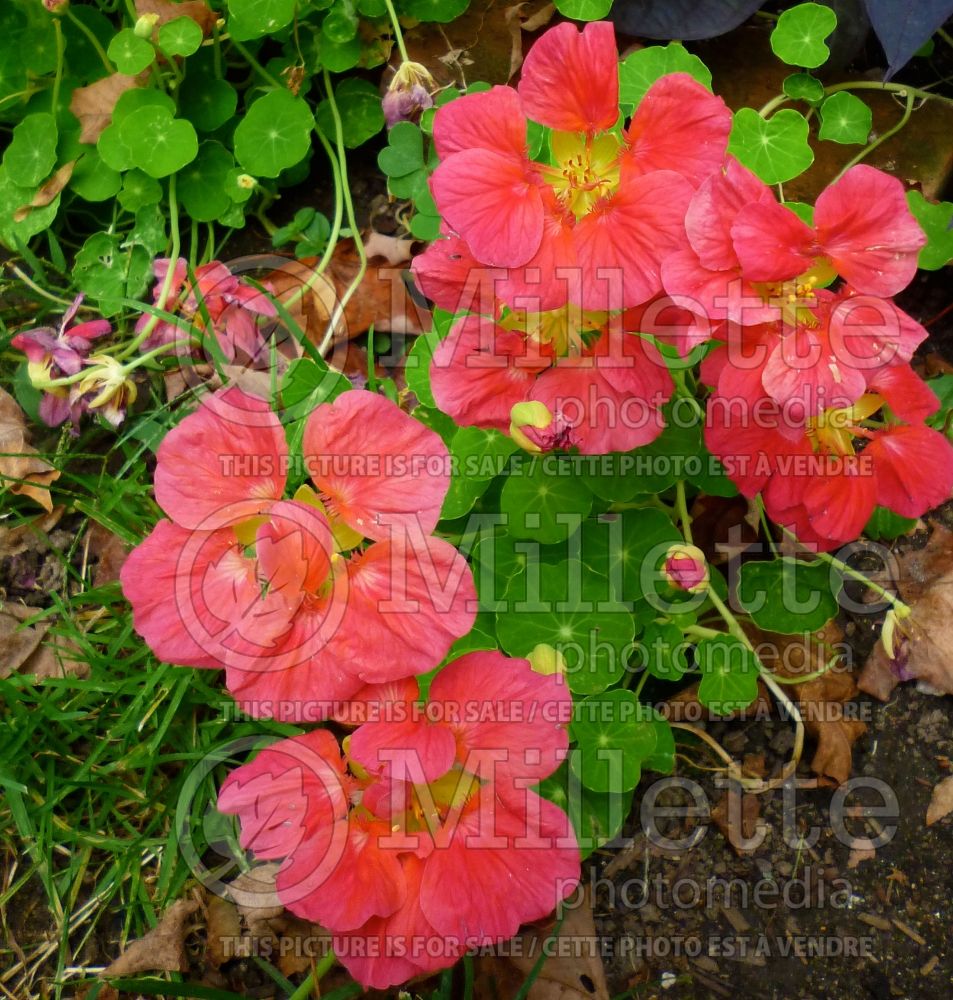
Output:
(860, 525), (953, 700)
(69, 73), (144, 144)
(101, 898), (200, 978)
(0, 388), (59, 511)
(926, 774), (953, 826)
(14, 162), (76, 222)
(711, 787), (762, 854)
(473, 888), (609, 1000)
(86, 521), (131, 587)
(0, 507), (63, 561)
(0, 605), (88, 681)
(205, 896), (242, 969)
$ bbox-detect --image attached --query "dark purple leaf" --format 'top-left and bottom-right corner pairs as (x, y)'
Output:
(864, 0), (953, 78)
(611, 0), (764, 41)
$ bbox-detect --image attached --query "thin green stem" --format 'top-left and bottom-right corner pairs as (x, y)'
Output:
(5, 265), (74, 307)
(230, 38), (283, 89)
(287, 949), (336, 1000)
(66, 9), (114, 74)
(833, 88), (916, 181)
(318, 68), (366, 357)
(675, 480), (693, 545)
(759, 78), (953, 119)
(939, 27), (953, 52)
(51, 19), (65, 116)
(383, 0), (410, 62)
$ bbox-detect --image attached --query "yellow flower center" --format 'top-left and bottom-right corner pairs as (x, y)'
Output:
(547, 131), (621, 217)
(806, 393), (883, 455)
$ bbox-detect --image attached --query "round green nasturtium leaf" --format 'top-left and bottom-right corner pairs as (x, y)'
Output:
(112, 87), (177, 125)
(107, 29), (155, 75)
(695, 634), (760, 715)
(73, 231), (152, 317)
(495, 559), (636, 695)
(179, 75), (238, 133)
(553, 0), (612, 22)
(158, 16), (203, 57)
(737, 557), (839, 633)
(865, 506), (918, 541)
(378, 121), (425, 177)
(402, 0), (471, 23)
(118, 169), (163, 213)
(538, 763), (634, 860)
(728, 107), (814, 185)
(179, 141), (234, 222)
(451, 427), (518, 482)
(500, 455), (594, 545)
(3, 113), (58, 187)
(120, 106), (199, 178)
(818, 91), (872, 144)
(225, 168), (257, 204)
(770, 1), (838, 69)
(127, 203), (168, 255)
(570, 691), (658, 793)
(70, 150), (121, 202)
(619, 42), (712, 107)
(410, 211), (441, 241)
(906, 191), (953, 270)
(441, 471), (492, 520)
(0, 50), (29, 124)
(640, 620), (690, 681)
(315, 78), (385, 149)
(323, 0), (359, 43)
(406, 327), (442, 408)
(358, 0), (388, 15)
(318, 22), (362, 72)
(234, 90), (313, 179)
(785, 200), (815, 225)
(926, 374), (953, 433)
(22, 19), (58, 76)
(229, 0), (297, 41)
(97, 124), (135, 172)
(782, 71), (826, 104)
(60, 6), (115, 81)
(0, 165), (60, 249)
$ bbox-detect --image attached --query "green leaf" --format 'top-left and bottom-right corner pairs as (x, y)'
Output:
(864, 506), (917, 540)
(782, 71), (826, 104)
(619, 42), (712, 107)
(905, 191), (953, 270)
(378, 121), (424, 177)
(317, 30), (362, 73)
(500, 455), (593, 545)
(229, 0), (296, 40)
(695, 635), (760, 715)
(120, 107), (199, 179)
(126, 204), (168, 255)
(570, 691), (658, 792)
(441, 472), (492, 520)
(70, 150), (121, 202)
(639, 621), (689, 681)
(315, 78), (385, 149)
(770, 2), (838, 68)
(538, 763), (634, 859)
(158, 16), (203, 57)
(118, 169), (163, 213)
(451, 427), (518, 481)
(410, 211), (441, 241)
(279, 357), (351, 415)
(402, 0), (471, 23)
(179, 75), (239, 133)
(225, 168), (257, 204)
(3, 113), (58, 187)
(234, 90), (313, 179)
(818, 92), (872, 144)
(926, 375), (953, 432)
(406, 328), (442, 407)
(107, 29), (155, 75)
(728, 107), (814, 185)
(737, 558), (839, 634)
(553, 0), (612, 22)
(0, 166), (60, 249)
(495, 560), (636, 695)
(179, 141), (234, 222)
(73, 231), (152, 317)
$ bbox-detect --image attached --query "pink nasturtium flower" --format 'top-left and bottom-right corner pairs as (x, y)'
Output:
(136, 258), (277, 362)
(120, 386), (476, 718)
(428, 20), (731, 311)
(218, 651), (580, 989)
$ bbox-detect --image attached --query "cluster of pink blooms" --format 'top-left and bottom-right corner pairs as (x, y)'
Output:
(414, 19), (953, 549)
(121, 385), (578, 986)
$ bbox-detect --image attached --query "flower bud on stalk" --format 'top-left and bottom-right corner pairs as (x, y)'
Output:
(662, 544), (709, 594)
(134, 13), (160, 38)
(42, 0), (69, 14)
(383, 61), (435, 127)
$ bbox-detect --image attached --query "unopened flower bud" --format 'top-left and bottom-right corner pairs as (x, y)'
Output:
(527, 642), (566, 677)
(662, 544), (709, 594)
(134, 13), (160, 38)
(509, 400), (552, 454)
(42, 0), (69, 14)
(383, 61), (435, 127)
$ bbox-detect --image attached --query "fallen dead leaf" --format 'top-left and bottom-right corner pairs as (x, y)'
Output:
(0, 507), (63, 561)
(101, 898), (200, 982)
(0, 604), (88, 681)
(847, 846), (877, 869)
(926, 774), (953, 826)
(0, 389), (59, 511)
(264, 236), (429, 352)
(473, 887), (609, 1000)
(711, 787), (762, 854)
(14, 162), (76, 223)
(135, 0), (217, 34)
(85, 521), (131, 587)
(70, 73), (145, 144)
(204, 895), (242, 969)
(860, 524), (953, 700)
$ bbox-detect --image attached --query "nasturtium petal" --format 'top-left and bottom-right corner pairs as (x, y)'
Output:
(770, 2), (838, 68)
(695, 634), (760, 715)
(737, 558), (840, 633)
(570, 691), (658, 792)
(817, 91), (872, 144)
(3, 113), (58, 187)
(906, 191), (953, 270)
(619, 42), (713, 107)
(727, 107), (814, 184)
(107, 29), (155, 75)
(234, 90), (314, 178)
